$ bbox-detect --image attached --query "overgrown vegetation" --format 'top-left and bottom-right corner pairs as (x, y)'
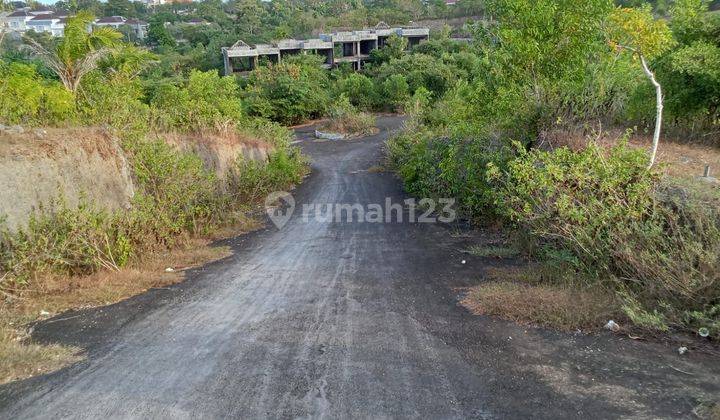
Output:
(0, 7), (310, 376)
(319, 94), (377, 137)
(387, 0), (720, 340)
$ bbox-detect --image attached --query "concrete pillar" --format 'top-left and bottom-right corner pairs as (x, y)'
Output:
(223, 51), (232, 76)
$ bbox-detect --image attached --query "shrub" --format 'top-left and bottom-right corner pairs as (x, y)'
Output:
(0, 138), (308, 290)
(150, 70), (243, 132)
(0, 202), (130, 283)
(78, 71), (150, 136)
(381, 74), (410, 111)
(0, 62), (76, 125)
(231, 147), (308, 203)
(124, 138), (222, 249)
(388, 127), (512, 221)
(244, 55), (330, 125)
(488, 143), (720, 338)
(319, 94), (376, 136)
(335, 73), (377, 110)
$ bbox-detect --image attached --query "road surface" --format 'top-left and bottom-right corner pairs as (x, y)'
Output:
(1, 116), (718, 419)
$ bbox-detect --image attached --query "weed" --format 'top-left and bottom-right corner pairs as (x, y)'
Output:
(462, 280), (619, 331)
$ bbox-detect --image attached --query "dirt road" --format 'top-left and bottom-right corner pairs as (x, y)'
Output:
(1, 116), (718, 418)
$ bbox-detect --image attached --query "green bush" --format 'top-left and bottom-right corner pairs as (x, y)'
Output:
(0, 62), (76, 125)
(0, 138), (308, 289)
(150, 70), (243, 132)
(78, 71), (150, 136)
(335, 73), (377, 110)
(0, 202), (130, 282)
(244, 55), (330, 125)
(488, 143), (720, 338)
(230, 147), (308, 203)
(320, 95), (376, 136)
(381, 74), (410, 111)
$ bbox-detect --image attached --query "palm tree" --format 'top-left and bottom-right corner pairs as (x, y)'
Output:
(25, 11), (122, 92)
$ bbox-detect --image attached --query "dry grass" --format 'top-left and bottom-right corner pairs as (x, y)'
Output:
(462, 266), (619, 331)
(319, 112), (378, 137)
(0, 322), (82, 385)
(0, 224), (250, 385)
(539, 126), (720, 182)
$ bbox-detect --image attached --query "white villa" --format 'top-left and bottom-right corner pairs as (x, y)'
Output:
(0, 9), (147, 39)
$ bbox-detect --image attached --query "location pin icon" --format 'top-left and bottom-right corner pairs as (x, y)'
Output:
(265, 191), (295, 229)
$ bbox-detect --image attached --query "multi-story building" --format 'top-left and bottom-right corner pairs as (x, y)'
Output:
(26, 13), (69, 37)
(95, 16), (148, 39)
(5, 10), (34, 32)
(222, 24), (430, 75)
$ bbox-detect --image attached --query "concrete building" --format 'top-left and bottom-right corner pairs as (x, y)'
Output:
(5, 10), (34, 32)
(26, 13), (69, 37)
(222, 24), (429, 75)
(94, 16), (128, 30)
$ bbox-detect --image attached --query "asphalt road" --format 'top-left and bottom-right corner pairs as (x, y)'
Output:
(1, 116), (718, 419)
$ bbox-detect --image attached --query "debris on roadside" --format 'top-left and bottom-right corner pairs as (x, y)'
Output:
(678, 346), (688, 355)
(604, 320), (620, 332)
(165, 267), (175, 272)
(314, 130), (345, 140)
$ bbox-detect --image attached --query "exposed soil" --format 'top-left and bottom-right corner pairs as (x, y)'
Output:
(0, 116), (718, 418)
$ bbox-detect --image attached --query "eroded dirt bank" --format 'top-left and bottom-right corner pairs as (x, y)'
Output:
(0, 116), (718, 419)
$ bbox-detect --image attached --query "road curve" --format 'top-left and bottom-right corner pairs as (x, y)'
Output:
(1, 116), (718, 419)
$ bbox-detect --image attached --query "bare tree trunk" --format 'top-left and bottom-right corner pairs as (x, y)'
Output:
(640, 55), (663, 169)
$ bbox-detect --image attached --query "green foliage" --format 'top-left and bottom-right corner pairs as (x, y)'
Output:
(321, 94), (377, 136)
(0, 62), (75, 125)
(125, 139), (222, 247)
(335, 73), (377, 110)
(245, 55), (330, 125)
(230, 147), (308, 203)
(368, 34), (407, 65)
(608, 5), (675, 59)
(77, 71), (150, 135)
(0, 138), (308, 287)
(381, 74), (410, 111)
(0, 201), (132, 281)
(373, 53), (459, 98)
(150, 70), (243, 132)
(488, 146), (720, 338)
(147, 21), (176, 48)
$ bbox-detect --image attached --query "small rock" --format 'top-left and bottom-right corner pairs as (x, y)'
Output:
(33, 129), (47, 137)
(678, 346), (688, 355)
(461, 260), (466, 264)
(39, 310), (50, 316)
(604, 320), (621, 332)
(164, 267), (175, 272)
